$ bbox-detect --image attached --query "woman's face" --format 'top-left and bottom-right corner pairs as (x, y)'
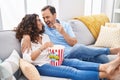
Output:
(36, 16), (43, 31)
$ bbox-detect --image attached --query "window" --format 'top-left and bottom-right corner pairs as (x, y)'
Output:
(0, 0), (47, 30)
(84, 0), (102, 15)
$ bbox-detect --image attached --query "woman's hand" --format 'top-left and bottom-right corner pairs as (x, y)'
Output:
(40, 42), (53, 51)
(44, 42), (53, 48)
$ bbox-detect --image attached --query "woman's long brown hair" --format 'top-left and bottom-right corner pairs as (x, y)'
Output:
(15, 14), (44, 43)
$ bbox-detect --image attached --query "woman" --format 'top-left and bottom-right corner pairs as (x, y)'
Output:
(15, 13), (120, 80)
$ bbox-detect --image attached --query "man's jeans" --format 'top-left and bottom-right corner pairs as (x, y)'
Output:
(65, 44), (110, 63)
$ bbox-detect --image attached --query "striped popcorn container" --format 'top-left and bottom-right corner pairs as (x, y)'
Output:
(48, 45), (65, 66)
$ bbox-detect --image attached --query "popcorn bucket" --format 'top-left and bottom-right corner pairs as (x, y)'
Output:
(48, 45), (65, 66)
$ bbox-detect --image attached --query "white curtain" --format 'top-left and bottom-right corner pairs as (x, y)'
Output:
(0, 0), (47, 30)
(84, 0), (102, 15)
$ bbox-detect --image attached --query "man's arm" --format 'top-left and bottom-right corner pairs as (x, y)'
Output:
(21, 35), (31, 53)
(54, 23), (77, 46)
(61, 30), (77, 46)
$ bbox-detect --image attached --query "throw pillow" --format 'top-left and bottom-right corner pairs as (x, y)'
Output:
(20, 59), (41, 80)
(105, 23), (120, 27)
(94, 26), (120, 48)
(0, 49), (20, 80)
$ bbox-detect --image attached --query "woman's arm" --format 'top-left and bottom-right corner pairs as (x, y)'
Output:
(21, 35), (31, 53)
(30, 42), (53, 60)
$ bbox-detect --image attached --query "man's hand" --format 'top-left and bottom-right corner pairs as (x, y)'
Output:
(53, 23), (64, 34)
(21, 35), (31, 53)
(53, 23), (77, 46)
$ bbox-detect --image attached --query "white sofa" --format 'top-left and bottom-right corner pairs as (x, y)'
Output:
(0, 14), (116, 80)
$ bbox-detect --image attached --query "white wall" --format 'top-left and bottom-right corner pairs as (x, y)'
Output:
(59, 0), (84, 21)
(48, 0), (114, 21)
(48, 0), (84, 21)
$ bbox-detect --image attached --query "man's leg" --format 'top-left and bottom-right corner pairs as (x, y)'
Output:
(66, 44), (110, 63)
(94, 54), (109, 63)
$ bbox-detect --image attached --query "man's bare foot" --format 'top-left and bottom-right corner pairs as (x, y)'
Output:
(100, 53), (120, 74)
(110, 47), (120, 54)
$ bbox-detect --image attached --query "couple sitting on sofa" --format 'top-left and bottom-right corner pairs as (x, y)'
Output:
(14, 5), (120, 80)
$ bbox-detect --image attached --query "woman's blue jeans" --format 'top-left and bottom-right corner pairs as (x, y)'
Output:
(35, 59), (100, 80)
(65, 44), (110, 63)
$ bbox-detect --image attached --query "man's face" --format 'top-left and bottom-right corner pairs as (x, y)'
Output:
(41, 9), (56, 28)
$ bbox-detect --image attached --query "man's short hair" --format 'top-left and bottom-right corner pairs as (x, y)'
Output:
(41, 5), (56, 15)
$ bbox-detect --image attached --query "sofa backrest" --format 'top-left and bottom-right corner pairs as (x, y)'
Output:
(68, 20), (95, 45)
(73, 14), (110, 39)
(0, 30), (21, 60)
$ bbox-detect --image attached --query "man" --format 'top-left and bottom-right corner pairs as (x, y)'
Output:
(22, 5), (120, 63)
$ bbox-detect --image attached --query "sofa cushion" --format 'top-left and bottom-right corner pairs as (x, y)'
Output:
(0, 30), (22, 60)
(68, 20), (95, 45)
(105, 23), (120, 27)
(94, 26), (120, 48)
(0, 50), (20, 80)
(0, 30), (22, 79)
(20, 59), (41, 80)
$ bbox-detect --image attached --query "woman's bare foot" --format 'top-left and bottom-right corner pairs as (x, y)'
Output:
(109, 66), (120, 80)
(100, 53), (120, 74)
(106, 53), (120, 74)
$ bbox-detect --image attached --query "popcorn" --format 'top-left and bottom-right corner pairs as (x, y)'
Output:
(48, 45), (65, 66)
